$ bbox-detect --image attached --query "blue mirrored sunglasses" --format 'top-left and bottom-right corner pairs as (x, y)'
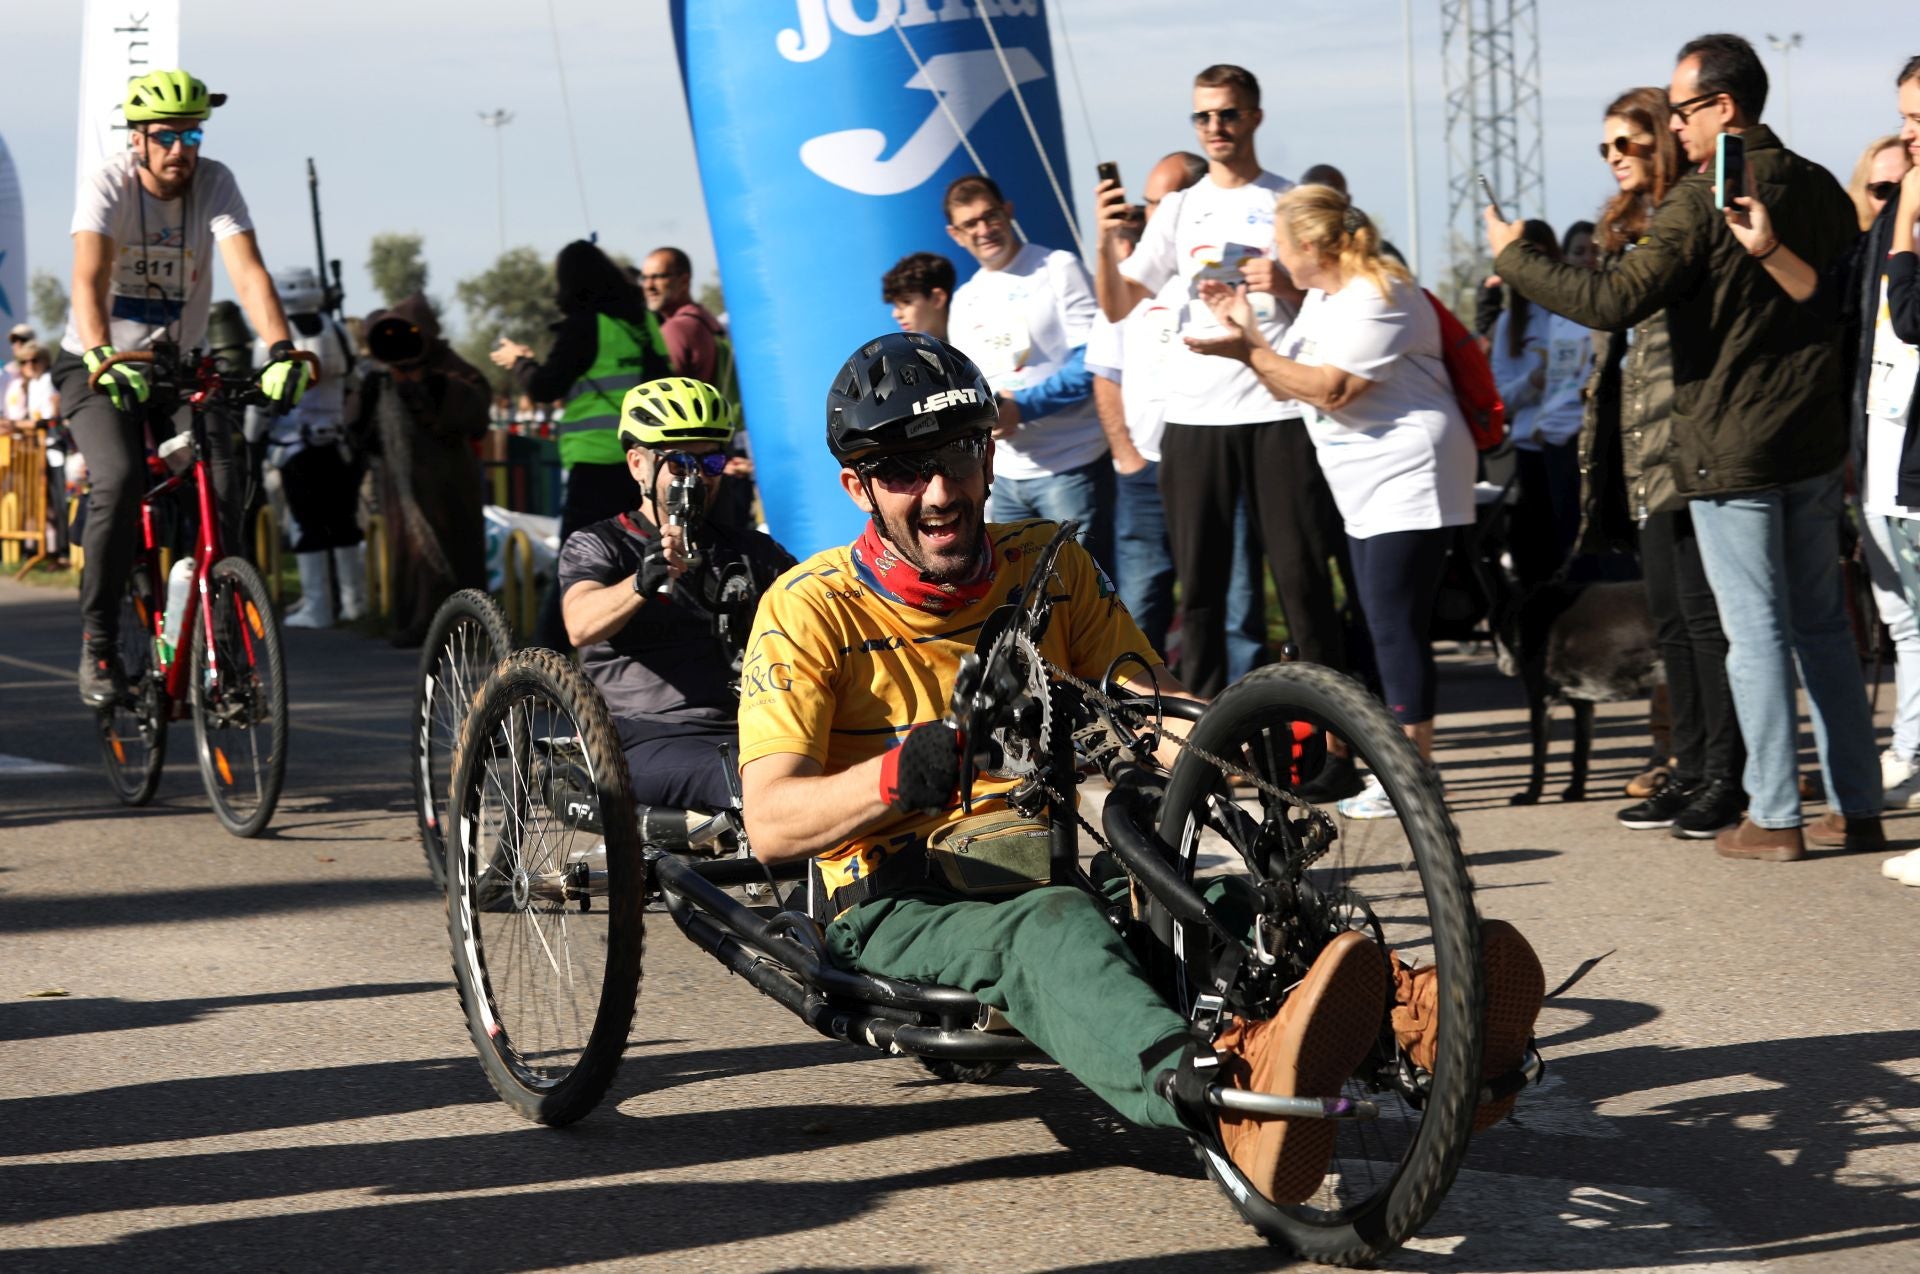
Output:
(144, 127), (205, 149)
(660, 450), (729, 477)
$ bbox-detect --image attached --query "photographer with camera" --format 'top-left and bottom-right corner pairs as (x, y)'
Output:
(350, 294), (491, 646)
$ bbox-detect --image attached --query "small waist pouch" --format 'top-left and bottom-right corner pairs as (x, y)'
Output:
(925, 810), (1053, 898)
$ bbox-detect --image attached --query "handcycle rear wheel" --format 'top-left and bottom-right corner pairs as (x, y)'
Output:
(1153, 662), (1480, 1267)
(189, 557), (288, 837)
(98, 561), (168, 805)
(447, 648), (644, 1125)
(414, 589), (514, 887)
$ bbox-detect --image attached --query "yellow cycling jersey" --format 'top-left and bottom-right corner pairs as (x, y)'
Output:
(737, 520), (1159, 906)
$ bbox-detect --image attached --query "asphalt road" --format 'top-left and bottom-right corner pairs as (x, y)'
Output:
(3, 573), (1917, 1273)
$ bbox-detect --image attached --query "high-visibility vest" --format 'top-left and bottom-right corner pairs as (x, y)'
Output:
(557, 312), (671, 467)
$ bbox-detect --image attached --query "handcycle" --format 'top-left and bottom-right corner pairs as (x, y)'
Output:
(430, 523), (1540, 1266)
(90, 343), (316, 837)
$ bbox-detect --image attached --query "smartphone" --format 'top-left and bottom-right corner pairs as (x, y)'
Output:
(1097, 161), (1120, 188)
(1714, 132), (1746, 210)
(1477, 173), (1505, 221)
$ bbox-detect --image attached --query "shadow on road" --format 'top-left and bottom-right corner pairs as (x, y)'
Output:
(0, 875), (436, 935)
(0, 980), (451, 1043)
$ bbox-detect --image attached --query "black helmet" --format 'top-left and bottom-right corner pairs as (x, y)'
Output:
(826, 332), (995, 465)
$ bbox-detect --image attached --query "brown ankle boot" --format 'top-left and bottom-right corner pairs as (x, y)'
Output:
(1804, 812), (1887, 852)
(1715, 818), (1805, 862)
(1214, 931), (1386, 1205)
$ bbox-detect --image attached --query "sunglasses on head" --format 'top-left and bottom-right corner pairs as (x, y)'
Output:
(1191, 108), (1244, 127)
(1598, 136), (1655, 160)
(1869, 180), (1903, 203)
(659, 450), (729, 477)
(143, 127), (204, 149)
(857, 435), (988, 494)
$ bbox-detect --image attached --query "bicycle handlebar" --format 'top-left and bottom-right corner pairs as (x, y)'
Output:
(86, 347), (323, 392)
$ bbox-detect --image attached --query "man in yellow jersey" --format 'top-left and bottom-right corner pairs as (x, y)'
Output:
(733, 333), (1547, 1205)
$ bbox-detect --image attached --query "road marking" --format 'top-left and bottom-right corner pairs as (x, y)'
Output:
(0, 753), (76, 775)
(0, 650), (72, 679)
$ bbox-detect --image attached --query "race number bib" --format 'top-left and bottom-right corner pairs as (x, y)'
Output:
(1870, 289), (1920, 425)
(1545, 334), (1588, 398)
(111, 221), (194, 327)
(960, 302), (1032, 390)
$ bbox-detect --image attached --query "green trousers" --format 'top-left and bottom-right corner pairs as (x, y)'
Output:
(825, 880), (1252, 1130)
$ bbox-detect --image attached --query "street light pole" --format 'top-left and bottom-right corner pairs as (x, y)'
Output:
(1766, 33), (1802, 142)
(477, 109), (514, 257)
(1403, 0), (1421, 278)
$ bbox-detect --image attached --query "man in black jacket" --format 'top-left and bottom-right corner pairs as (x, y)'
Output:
(1487, 33), (1880, 862)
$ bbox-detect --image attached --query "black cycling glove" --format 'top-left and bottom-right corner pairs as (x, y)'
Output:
(632, 549), (675, 599)
(877, 721), (963, 812)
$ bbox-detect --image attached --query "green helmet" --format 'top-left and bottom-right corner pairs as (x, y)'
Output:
(618, 377), (736, 450)
(124, 69), (226, 123)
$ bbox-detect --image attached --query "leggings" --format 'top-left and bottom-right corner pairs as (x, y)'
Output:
(1347, 527), (1450, 725)
(55, 350), (239, 642)
(1638, 508), (1743, 785)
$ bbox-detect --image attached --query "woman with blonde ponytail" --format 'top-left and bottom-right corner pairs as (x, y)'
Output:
(1188, 184), (1474, 818)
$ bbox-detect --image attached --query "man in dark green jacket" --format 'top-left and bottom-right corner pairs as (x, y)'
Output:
(1486, 32), (1881, 863)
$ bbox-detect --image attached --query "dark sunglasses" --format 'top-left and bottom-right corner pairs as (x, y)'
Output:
(857, 436), (988, 494)
(143, 127), (204, 149)
(659, 450), (729, 477)
(1665, 91), (1721, 122)
(1191, 108), (1244, 127)
(1597, 136), (1656, 160)
(1869, 180), (1903, 203)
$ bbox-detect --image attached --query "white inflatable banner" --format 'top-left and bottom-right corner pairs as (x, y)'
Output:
(75, 0), (181, 203)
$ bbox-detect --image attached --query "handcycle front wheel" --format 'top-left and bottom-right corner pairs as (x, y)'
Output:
(189, 557), (288, 837)
(1153, 662), (1481, 1268)
(98, 561), (168, 805)
(447, 648), (644, 1125)
(413, 589), (514, 888)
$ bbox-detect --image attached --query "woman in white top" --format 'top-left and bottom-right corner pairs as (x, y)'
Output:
(1188, 184), (1474, 818)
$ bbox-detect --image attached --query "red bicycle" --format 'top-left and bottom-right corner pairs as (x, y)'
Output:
(91, 344), (317, 837)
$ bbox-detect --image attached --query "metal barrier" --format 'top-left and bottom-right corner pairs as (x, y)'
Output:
(499, 528), (538, 636)
(254, 504), (282, 604)
(365, 512), (392, 620)
(0, 429), (50, 577)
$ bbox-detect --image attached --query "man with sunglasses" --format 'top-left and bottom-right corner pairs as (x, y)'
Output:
(1093, 65), (1353, 732)
(558, 377), (794, 813)
(1488, 33), (1873, 863)
(56, 68), (311, 707)
(735, 331), (1544, 1203)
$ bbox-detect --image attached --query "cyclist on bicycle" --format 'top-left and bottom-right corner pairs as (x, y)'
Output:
(558, 377), (795, 812)
(56, 69), (313, 706)
(737, 332), (1545, 1206)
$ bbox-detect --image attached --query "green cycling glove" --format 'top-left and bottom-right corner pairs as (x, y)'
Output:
(259, 340), (312, 409)
(82, 345), (150, 412)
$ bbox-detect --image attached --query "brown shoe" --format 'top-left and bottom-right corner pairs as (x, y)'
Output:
(1804, 812), (1887, 853)
(1715, 817), (1805, 862)
(1625, 763), (1673, 800)
(1214, 931), (1386, 1205)
(1389, 920), (1545, 1132)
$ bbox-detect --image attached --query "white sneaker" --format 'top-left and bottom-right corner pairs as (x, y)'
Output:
(1337, 776), (1397, 821)
(1882, 848), (1920, 880)
(1899, 856), (1920, 887)
(1882, 747), (1918, 792)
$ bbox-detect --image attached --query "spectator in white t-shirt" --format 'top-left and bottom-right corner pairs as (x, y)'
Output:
(881, 251), (956, 343)
(1093, 64), (1352, 718)
(944, 174), (1111, 574)
(1086, 151), (1206, 656)
(2, 342), (58, 424)
(1188, 185), (1475, 820)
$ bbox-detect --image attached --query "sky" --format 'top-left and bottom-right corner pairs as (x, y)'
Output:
(3, 0), (1899, 339)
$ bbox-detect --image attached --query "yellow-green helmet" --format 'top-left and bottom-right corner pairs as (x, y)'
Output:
(619, 377), (736, 450)
(124, 69), (226, 123)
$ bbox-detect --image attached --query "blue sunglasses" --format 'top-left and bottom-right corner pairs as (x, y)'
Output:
(143, 127), (205, 149)
(660, 450), (729, 477)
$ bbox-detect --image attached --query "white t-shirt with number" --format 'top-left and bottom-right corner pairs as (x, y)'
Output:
(1279, 273), (1476, 539)
(1865, 272), (1920, 519)
(61, 151), (253, 357)
(947, 241), (1104, 480)
(1116, 170), (1300, 425)
(1085, 295), (1179, 463)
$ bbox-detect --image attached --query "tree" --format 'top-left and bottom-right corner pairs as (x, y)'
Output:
(30, 272), (68, 334)
(367, 232), (430, 306)
(696, 280), (726, 319)
(455, 247), (557, 392)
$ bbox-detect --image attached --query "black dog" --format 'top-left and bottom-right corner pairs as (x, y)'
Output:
(1491, 580), (1662, 805)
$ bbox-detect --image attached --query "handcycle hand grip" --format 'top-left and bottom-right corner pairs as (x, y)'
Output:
(86, 347), (324, 391)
